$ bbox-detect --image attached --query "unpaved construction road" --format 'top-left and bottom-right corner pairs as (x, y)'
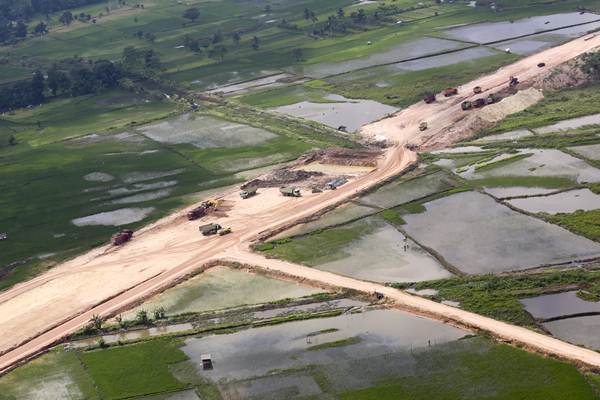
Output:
(1, 32), (600, 375)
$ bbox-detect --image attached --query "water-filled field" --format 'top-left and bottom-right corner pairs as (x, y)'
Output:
(543, 315), (600, 350)
(508, 189), (600, 214)
(71, 207), (155, 227)
(485, 187), (558, 199)
(402, 191), (600, 274)
(568, 143), (600, 161)
(520, 291), (600, 320)
(533, 113), (600, 134)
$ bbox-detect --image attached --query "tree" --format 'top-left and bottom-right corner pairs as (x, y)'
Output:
(15, 20), (27, 38)
(211, 30), (222, 44)
(184, 34), (200, 53)
(153, 307), (166, 320)
(33, 21), (48, 36)
(93, 60), (121, 87)
(209, 44), (228, 62)
(30, 70), (45, 104)
(59, 11), (73, 25)
(291, 47), (303, 62)
(582, 51), (600, 80)
(303, 8), (311, 20)
(337, 8), (345, 18)
(183, 7), (199, 23)
(232, 31), (240, 45)
(144, 32), (155, 42)
(135, 309), (149, 325)
(47, 65), (71, 95)
(89, 314), (103, 330)
(251, 35), (259, 51)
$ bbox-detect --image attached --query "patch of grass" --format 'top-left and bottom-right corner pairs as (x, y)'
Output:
(80, 339), (188, 400)
(545, 209), (600, 242)
(398, 202), (426, 214)
(396, 269), (600, 328)
(306, 328), (339, 337)
(380, 209), (405, 225)
(474, 153), (532, 172)
(339, 338), (598, 400)
(467, 175), (576, 189)
(307, 336), (361, 351)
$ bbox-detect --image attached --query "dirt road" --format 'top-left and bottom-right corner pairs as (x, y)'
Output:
(1, 32), (600, 375)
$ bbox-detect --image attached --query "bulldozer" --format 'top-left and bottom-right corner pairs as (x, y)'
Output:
(423, 94), (436, 104)
(509, 76), (519, 87)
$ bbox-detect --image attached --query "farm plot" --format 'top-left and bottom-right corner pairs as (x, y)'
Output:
(401, 191), (600, 274)
(123, 266), (323, 318)
(520, 291), (600, 320)
(533, 113), (600, 134)
(507, 189), (600, 214)
(569, 143), (600, 161)
(543, 316), (600, 350)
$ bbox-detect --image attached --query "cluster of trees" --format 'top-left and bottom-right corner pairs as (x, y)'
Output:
(583, 51), (600, 81)
(0, 0), (103, 20)
(0, 46), (161, 112)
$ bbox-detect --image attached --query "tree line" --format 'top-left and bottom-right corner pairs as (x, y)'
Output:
(0, 46), (161, 112)
(0, 0), (104, 20)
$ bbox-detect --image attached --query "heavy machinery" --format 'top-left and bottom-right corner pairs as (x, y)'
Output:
(473, 86), (482, 94)
(280, 187), (301, 197)
(187, 200), (217, 221)
(537, 62), (546, 68)
(509, 76), (519, 87)
(423, 93), (436, 104)
(461, 100), (472, 111)
(486, 93), (499, 104)
(472, 98), (486, 108)
(199, 223), (222, 236)
(218, 227), (232, 236)
(443, 87), (458, 97)
(326, 177), (348, 190)
(112, 229), (133, 245)
(0, 232), (7, 241)
(419, 121), (428, 131)
(240, 187), (258, 199)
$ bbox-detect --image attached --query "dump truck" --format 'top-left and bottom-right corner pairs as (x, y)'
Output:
(473, 86), (482, 94)
(423, 94), (436, 104)
(112, 229), (133, 245)
(218, 227), (232, 236)
(419, 121), (428, 131)
(280, 187), (301, 197)
(461, 101), (472, 111)
(509, 76), (519, 87)
(240, 187), (257, 199)
(443, 87), (458, 97)
(537, 62), (546, 68)
(199, 223), (221, 236)
(472, 98), (486, 108)
(326, 177), (348, 190)
(486, 93), (499, 104)
(187, 200), (217, 220)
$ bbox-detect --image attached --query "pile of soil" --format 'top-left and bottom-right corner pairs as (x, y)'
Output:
(241, 168), (324, 189)
(296, 148), (382, 167)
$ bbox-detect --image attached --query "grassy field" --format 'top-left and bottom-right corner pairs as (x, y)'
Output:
(545, 209), (600, 242)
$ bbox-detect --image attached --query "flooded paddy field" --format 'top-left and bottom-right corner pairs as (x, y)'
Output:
(459, 149), (600, 184)
(270, 94), (397, 132)
(473, 128), (535, 143)
(360, 171), (454, 209)
(520, 291), (600, 320)
(138, 114), (278, 149)
(123, 266), (323, 318)
(543, 315), (600, 350)
(443, 12), (600, 44)
(402, 191), (600, 274)
(533, 113), (600, 134)
(569, 143), (600, 161)
(484, 186), (558, 199)
(71, 207), (155, 227)
(507, 189), (600, 214)
(204, 73), (300, 96)
(384, 47), (497, 72)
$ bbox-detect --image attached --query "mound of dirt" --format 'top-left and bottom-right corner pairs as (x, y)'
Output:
(295, 148), (382, 167)
(241, 169), (324, 189)
(530, 58), (592, 92)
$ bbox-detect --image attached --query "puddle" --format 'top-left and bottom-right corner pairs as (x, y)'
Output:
(361, 171), (453, 209)
(507, 188), (600, 214)
(122, 169), (186, 184)
(69, 323), (194, 349)
(253, 299), (366, 319)
(294, 162), (374, 175)
(484, 187), (558, 199)
(543, 315), (600, 350)
(109, 188), (173, 205)
(314, 218), (453, 283)
(474, 129), (535, 143)
(444, 12), (600, 44)
(402, 191), (600, 274)
(271, 94), (397, 132)
(386, 47), (496, 72)
(406, 288), (439, 297)
(181, 308), (466, 381)
(138, 114), (278, 149)
(84, 172), (114, 182)
(123, 266), (323, 318)
(568, 143), (600, 161)
(460, 149), (600, 184)
(534, 113), (600, 134)
(520, 291), (600, 320)
(294, 37), (465, 78)
(71, 207), (154, 226)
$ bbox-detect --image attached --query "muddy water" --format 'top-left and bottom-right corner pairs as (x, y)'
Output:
(402, 191), (600, 274)
(71, 207), (154, 226)
(543, 315), (600, 350)
(520, 291), (600, 320)
(568, 143), (600, 161)
(252, 299), (366, 319)
(508, 189), (600, 214)
(139, 114), (278, 149)
(534, 113), (600, 134)
(444, 12), (600, 44)
(70, 323), (194, 348)
(181, 309), (466, 381)
(484, 187), (558, 199)
(315, 218), (452, 283)
(271, 94), (397, 132)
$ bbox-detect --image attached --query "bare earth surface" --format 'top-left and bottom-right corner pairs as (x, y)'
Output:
(1, 33), (600, 374)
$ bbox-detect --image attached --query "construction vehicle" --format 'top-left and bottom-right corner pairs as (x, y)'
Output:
(218, 227), (232, 236)
(509, 76), (519, 87)
(537, 62), (546, 68)
(187, 200), (217, 221)
(280, 187), (301, 197)
(199, 223), (221, 236)
(373, 291), (385, 300)
(461, 100), (472, 111)
(486, 93), (499, 104)
(423, 93), (436, 104)
(239, 187), (257, 199)
(112, 229), (133, 245)
(473, 86), (482, 94)
(443, 87), (458, 97)
(326, 177), (348, 190)
(419, 121), (428, 131)
(473, 98), (486, 108)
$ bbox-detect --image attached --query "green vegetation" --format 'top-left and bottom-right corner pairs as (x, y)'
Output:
(380, 209), (405, 225)
(339, 339), (598, 400)
(467, 175), (576, 189)
(395, 270), (600, 328)
(545, 209), (600, 242)
(307, 336), (361, 351)
(80, 340), (188, 400)
(474, 153), (532, 172)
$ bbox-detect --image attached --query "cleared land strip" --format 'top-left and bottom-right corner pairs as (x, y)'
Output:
(1, 33), (600, 375)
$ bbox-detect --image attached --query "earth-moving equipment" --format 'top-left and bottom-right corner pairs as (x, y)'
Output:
(218, 227), (232, 236)
(199, 223), (222, 236)
(280, 187), (301, 197)
(419, 121), (428, 131)
(423, 94), (436, 104)
(443, 88), (458, 97)
(112, 229), (133, 245)
(240, 187), (258, 199)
